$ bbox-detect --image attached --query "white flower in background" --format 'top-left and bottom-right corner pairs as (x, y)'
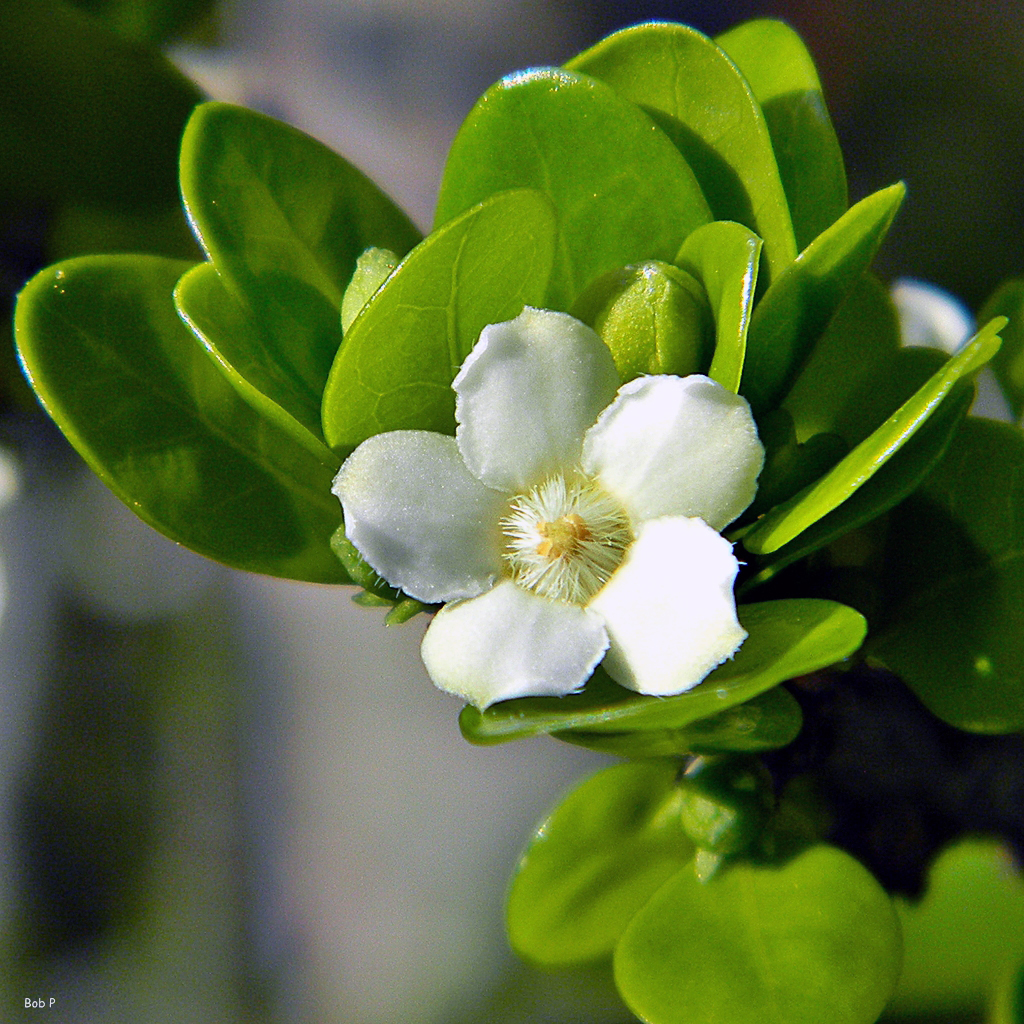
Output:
(891, 277), (974, 354)
(892, 277), (1014, 422)
(333, 308), (764, 709)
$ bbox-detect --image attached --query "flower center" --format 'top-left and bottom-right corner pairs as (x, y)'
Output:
(501, 474), (633, 604)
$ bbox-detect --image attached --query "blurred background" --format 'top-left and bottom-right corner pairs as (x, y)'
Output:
(3, 0), (1024, 1021)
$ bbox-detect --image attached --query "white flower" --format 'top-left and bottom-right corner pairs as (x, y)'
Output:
(333, 307), (765, 709)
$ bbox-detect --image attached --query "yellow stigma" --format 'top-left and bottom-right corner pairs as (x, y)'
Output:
(501, 474), (632, 604)
(536, 512), (591, 558)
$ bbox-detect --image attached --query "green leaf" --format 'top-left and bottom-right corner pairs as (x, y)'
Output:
(613, 843), (902, 1024)
(871, 417), (1024, 732)
(433, 68), (710, 310)
(741, 183), (905, 416)
(506, 761), (693, 966)
(0, 0), (201, 210)
(15, 255), (347, 583)
(322, 189), (556, 451)
(566, 23), (795, 282)
(459, 599), (866, 744)
(179, 101), (421, 418)
(778, 272), (957, 456)
(716, 19), (848, 250)
(743, 316), (1004, 555)
(174, 262), (338, 464)
(555, 685), (802, 758)
(676, 221), (762, 392)
(743, 384), (974, 593)
(570, 260), (713, 381)
(980, 277), (1024, 419)
(889, 839), (1024, 1018)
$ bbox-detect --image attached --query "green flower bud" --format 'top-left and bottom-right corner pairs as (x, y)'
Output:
(572, 260), (713, 381)
(341, 246), (399, 333)
(678, 753), (775, 857)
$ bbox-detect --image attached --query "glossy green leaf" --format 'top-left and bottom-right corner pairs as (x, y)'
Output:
(460, 599), (866, 744)
(979, 278), (1024, 419)
(614, 843), (901, 1024)
(571, 260), (713, 381)
(566, 23), (795, 281)
(743, 316), (1003, 555)
(175, 262), (338, 465)
(871, 417), (1024, 732)
(746, 408), (847, 520)
(555, 685), (802, 758)
(433, 68), (710, 310)
(743, 384), (973, 593)
(179, 101), (421, 417)
(741, 183), (905, 416)
(322, 189), (556, 450)
(0, 0), (201, 210)
(676, 221), (762, 392)
(506, 761), (693, 966)
(14, 256), (347, 583)
(716, 19), (848, 250)
(779, 273), (955, 456)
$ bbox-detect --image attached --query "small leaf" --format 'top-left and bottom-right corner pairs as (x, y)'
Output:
(459, 599), (866, 744)
(14, 255), (347, 583)
(979, 277), (1024, 419)
(433, 67), (710, 310)
(506, 761), (693, 966)
(871, 417), (1024, 732)
(322, 189), (556, 450)
(743, 317), (1004, 555)
(174, 262), (337, 464)
(676, 221), (762, 392)
(556, 685), (802, 758)
(716, 19), (848, 249)
(614, 843), (902, 1024)
(741, 183), (905, 416)
(179, 101), (421, 416)
(566, 22), (795, 281)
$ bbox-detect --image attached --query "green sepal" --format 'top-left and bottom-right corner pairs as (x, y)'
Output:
(433, 67), (711, 310)
(566, 21), (795, 282)
(741, 183), (905, 415)
(460, 599), (865, 744)
(14, 255), (348, 583)
(676, 221), (762, 393)
(871, 417), (1024, 732)
(571, 260), (712, 381)
(715, 19), (848, 249)
(506, 761), (693, 967)
(613, 843), (902, 1024)
(743, 316), (1004, 555)
(322, 189), (556, 451)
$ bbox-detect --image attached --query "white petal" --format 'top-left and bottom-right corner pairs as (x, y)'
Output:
(582, 374), (763, 531)
(453, 307), (621, 492)
(891, 277), (973, 354)
(589, 517), (746, 696)
(420, 580), (609, 709)
(333, 431), (507, 603)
